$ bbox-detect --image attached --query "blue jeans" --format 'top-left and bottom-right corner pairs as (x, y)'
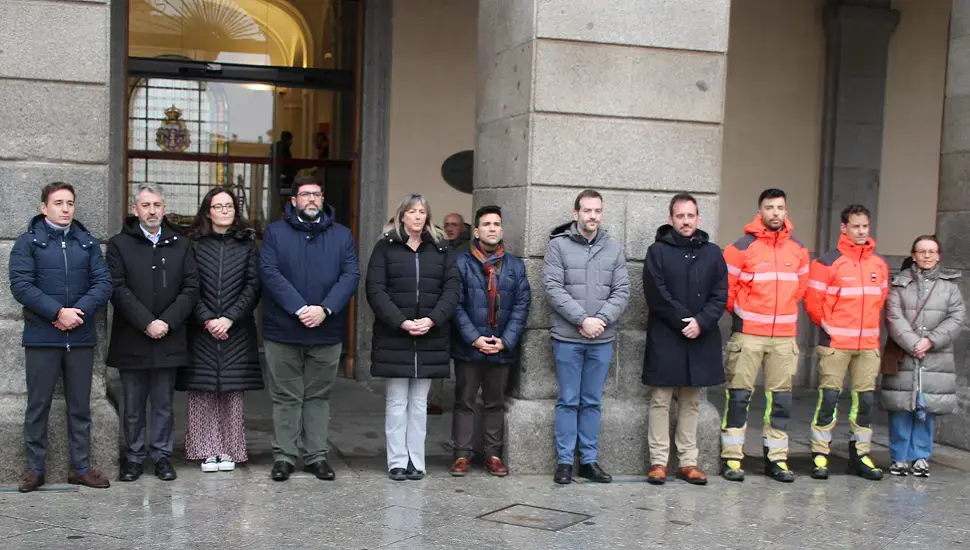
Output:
(888, 410), (935, 462)
(553, 340), (613, 465)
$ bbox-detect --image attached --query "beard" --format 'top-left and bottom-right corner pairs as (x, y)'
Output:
(298, 206), (320, 221)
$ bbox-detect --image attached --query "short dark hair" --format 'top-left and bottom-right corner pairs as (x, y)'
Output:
(291, 175), (323, 196)
(574, 189), (603, 211)
(41, 182), (75, 203)
(758, 188), (787, 207)
(281, 131), (293, 140)
(910, 234), (941, 254)
(669, 193), (698, 216)
(840, 204), (870, 224)
(474, 205), (502, 227)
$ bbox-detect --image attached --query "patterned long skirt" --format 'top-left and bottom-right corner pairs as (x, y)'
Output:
(184, 391), (248, 462)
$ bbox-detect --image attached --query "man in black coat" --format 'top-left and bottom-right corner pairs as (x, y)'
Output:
(9, 182), (113, 492)
(642, 193), (727, 486)
(107, 184), (199, 482)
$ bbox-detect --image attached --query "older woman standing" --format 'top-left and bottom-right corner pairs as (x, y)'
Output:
(366, 194), (460, 481)
(882, 235), (966, 477)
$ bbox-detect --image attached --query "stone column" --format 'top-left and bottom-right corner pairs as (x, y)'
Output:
(935, 0), (970, 451)
(475, 0), (730, 474)
(0, 0), (120, 482)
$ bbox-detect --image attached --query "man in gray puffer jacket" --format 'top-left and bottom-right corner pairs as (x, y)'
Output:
(543, 189), (630, 485)
(882, 235), (967, 477)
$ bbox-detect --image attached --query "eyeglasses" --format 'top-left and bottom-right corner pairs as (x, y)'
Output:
(297, 191), (323, 199)
(914, 250), (939, 257)
(210, 204), (235, 213)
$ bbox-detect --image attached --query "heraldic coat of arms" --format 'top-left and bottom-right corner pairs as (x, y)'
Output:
(156, 105), (191, 152)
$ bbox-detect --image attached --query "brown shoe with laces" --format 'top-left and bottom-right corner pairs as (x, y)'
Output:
(676, 466), (708, 485)
(68, 468), (111, 489)
(450, 457), (471, 477)
(18, 469), (45, 493)
(485, 456), (509, 477)
(647, 464), (667, 485)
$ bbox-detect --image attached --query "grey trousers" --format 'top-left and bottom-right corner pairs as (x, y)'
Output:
(121, 368), (178, 464)
(264, 340), (341, 465)
(24, 347), (95, 471)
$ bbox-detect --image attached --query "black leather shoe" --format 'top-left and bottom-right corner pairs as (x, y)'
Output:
(119, 461), (143, 482)
(154, 458), (177, 481)
(388, 468), (408, 481)
(307, 460), (335, 481)
(578, 462), (612, 483)
(554, 463), (572, 485)
(271, 461), (294, 481)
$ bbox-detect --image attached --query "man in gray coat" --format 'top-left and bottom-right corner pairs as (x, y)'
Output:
(543, 189), (630, 485)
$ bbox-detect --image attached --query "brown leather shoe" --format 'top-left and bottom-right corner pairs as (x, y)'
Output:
(485, 456), (509, 477)
(676, 466), (708, 485)
(18, 469), (45, 493)
(647, 464), (667, 485)
(450, 457), (471, 477)
(68, 468), (111, 489)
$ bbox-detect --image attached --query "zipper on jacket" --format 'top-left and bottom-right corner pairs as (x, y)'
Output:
(216, 240), (226, 394)
(162, 256), (168, 289)
(858, 252), (865, 350)
(62, 239), (71, 352)
(772, 233), (779, 338)
(414, 250), (420, 378)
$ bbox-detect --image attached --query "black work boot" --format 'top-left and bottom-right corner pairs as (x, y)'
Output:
(721, 459), (745, 482)
(763, 446), (795, 483)
(811, 453), (830, 480)
(847, 442), (883, 481)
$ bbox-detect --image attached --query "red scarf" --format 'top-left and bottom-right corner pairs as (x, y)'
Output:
(471, 240), (505, 328)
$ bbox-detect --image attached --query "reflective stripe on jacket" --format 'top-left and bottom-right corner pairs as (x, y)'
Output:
(723, 216), (810, 337)
(805, 234), (888, 350)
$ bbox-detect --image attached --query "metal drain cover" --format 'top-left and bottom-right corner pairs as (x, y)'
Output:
(478, 504), (592, 531)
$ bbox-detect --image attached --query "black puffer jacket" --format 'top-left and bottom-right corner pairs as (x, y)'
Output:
(366, 230), (460, 378)
(177, 229), (263, 393)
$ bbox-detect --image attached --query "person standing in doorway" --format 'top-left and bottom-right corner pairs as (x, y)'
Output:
(366, 194), (460, 481)
(544, 189), (630, 485)
(107, 184), (199, 483)
(805, 205), (888, 481)
(260, 177), (360, 482)
(642, 194), (727, 486)
(881, 235), (966, 478)
(721, 188), (809, 483)
(10, 182), (113, 492)
(179, 188), (262, 473)
(449, 205), (531, 477)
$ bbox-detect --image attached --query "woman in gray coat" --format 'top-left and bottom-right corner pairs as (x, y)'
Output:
(882, 235), (966, 477)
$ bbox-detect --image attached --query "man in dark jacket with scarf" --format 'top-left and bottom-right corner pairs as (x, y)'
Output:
(260, 177), (360, 482)
(642, 194), (727, 486)
(9, 182), (113, 492)
(107, 184), (199, 483)
(448, 205), (530, 477)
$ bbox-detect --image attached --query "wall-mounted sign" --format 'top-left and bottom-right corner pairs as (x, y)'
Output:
(441, 149), (473, 195)
(156, 105), (191, 153)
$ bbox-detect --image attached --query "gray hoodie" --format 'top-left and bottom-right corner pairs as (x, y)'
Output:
(542, 222), (630, 343)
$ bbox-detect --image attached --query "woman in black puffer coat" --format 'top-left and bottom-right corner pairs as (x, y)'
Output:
(366, 194), (460, 481)
(177, 188), (262, 472)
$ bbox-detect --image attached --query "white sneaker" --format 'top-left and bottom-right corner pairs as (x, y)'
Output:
(912, 459), (930, 478)
(889, 462), (909, 476)
(217, 456), (236, 472)
(201, 457), (219, 473)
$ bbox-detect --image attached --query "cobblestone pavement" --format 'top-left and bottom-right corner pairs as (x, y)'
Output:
(2, 378), (969, 549)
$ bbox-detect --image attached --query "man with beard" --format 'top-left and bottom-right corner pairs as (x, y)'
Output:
(642, 194), (727, 486)
(260, 177), (360, 482)
(721, 188), (810, 483)
(544, 189), (630, 485)
(449, 205), (531, 477)
(107, 184), (199, 482)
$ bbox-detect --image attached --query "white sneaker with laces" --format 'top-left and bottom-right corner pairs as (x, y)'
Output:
(913, 458), (930, 477)
(217, 456), (236, 472)
(889, 461), (909, 476)
(201, 457), (219, 473)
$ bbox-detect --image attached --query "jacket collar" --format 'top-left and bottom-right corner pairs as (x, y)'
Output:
(836, 233), (876, 260)
(121, 215), (184, 246)
(743, 215), (794, 244)
(383, 228), (446, 251)
(654, 224), (709, 249)
(26, 214), (95, 244)
(549, 221), (611, 245)
(893, 264), (961, 287)
(283, 202), (335, 234)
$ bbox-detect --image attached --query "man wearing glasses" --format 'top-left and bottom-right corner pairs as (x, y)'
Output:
(259, 177), (360, 482)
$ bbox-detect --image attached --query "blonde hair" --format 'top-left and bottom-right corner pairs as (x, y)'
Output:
(389, 193), (443, 242)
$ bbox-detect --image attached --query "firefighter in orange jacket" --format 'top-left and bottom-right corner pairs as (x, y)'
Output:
(805, 204), (887, 481)
(721, 189), (810, 483)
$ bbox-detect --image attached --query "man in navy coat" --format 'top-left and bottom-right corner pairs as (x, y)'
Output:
(642, 193), (727, 486)
(9, 182), (113, 492)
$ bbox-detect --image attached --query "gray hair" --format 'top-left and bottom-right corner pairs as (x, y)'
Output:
(390, 193), (443, 242)
(132, 183), (164, 205)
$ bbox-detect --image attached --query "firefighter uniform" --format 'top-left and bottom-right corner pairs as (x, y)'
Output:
(721, 217), (810, 482)
(805, 233), (888, 480)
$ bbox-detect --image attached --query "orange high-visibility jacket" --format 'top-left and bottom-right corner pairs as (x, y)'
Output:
(723, 217), (810, 338)
(805, 234), (889, 350)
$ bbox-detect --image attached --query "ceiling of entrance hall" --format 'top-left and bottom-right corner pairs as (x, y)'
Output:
(128, 0), (318, 68)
